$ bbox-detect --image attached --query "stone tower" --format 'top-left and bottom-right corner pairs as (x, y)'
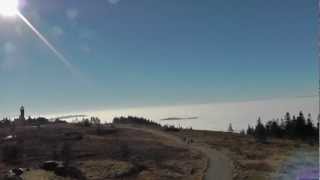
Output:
(20, 106), (25, 121)
(15, 105), (25, 126)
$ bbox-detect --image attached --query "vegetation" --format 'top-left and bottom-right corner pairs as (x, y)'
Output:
(228, 123), (234, 133)
(113, 116), (162, 127)
(77, 117), (101, 127)
(246, 111), (319, 144)
(113, 116), (184, 132)
(162, 125), (181, 132)
(0, 118), (11, 127)
(0, 117), (50, 127)
(26, 117), (50, 125)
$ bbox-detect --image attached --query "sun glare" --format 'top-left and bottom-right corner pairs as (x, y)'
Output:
(0, 0), (19, 17)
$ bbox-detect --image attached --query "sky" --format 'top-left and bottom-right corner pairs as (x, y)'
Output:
(0, 0), (318, 119)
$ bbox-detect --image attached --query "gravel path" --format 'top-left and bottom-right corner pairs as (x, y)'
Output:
(122, 126), (233, 180)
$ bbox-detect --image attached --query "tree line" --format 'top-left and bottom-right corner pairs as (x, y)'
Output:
(113, 116), (162, 127)
(245, 111), (319, 143)
(0, 117), (51, 127)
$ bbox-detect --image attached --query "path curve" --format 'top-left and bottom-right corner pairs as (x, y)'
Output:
(120, 126), (232, 180)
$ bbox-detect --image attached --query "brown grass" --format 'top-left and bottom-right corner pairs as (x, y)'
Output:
(168, 129), (298, 180)
(0, 124), (207, 180)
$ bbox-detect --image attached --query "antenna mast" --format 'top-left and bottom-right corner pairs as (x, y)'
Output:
(318, 0), (320, 118)
(318, 0), (320, 122)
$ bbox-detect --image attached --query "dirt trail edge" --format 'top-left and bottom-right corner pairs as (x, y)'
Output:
(121, 126), (233, 180)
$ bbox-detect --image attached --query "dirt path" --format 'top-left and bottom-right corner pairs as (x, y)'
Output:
(121, 126), (233, 180)
(195, 146), (232, 180)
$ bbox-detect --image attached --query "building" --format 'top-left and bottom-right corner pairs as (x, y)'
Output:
(15, 105), (25, 126)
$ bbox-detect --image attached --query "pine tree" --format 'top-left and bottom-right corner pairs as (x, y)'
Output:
(306, 114), (314, 138)
(228, 123), (234, 133)
(254, 117), (267, 143)
(270, 120), (282, 138)
(295, 111), (307, 139)
(246, 125), (254, 135)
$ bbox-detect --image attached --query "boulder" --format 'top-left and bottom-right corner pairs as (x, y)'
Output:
(40, 161), (63, 171)
(9, 168), (24, 176)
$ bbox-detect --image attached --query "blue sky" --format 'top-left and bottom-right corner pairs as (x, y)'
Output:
(0, 0), (318, 116)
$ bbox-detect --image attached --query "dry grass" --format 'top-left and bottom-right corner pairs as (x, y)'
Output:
(169, 130), (298, 180)
(0, 124), (207, 180)
(21, 170), (72, 180)
(80, 160), (136, 179)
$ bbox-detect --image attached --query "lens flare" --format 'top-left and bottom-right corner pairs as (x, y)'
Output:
(0, 0), (75, 75)
(0, 0), (19, 17)
(17, 12), (75, 74)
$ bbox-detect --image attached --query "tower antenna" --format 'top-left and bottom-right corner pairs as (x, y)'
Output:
(318, 0), (320, 119)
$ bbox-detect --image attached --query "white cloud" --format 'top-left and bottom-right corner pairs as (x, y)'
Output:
(66, 8), (79, 21)
(71, 97), (317, 131)
(108, 0), (121, 5)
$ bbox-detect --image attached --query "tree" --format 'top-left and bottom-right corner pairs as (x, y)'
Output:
(270, 120), (282, 138)
(240, 129), (245, 135)
(81, 118), (91, 127)
(254, 117), (267, 143)
(285, 114), (297, 138)
(0, 117), (11, 127)
(295, 111), (307, 139)
(228, 123), (234, 133)
(246, 125), (254, 135)
(90, 117), (101, 125)
(305, 114), (314, 138)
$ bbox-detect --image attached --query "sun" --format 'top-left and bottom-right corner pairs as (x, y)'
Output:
(0, 0), (19, 17)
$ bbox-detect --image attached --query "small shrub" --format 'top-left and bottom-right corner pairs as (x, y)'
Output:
(163, 125), (180, 132)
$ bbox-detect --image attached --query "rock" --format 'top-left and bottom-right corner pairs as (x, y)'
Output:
(40, 161), (63, 171)
(3, 135), (15, 141)
(3, 168), (25, 180)
(53, 165), (67, 177)
(54, 166), (85, 180)
(9, 168), (24, 176)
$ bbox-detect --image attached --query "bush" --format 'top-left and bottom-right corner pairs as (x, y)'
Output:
(113, 116), (161, 127)
(163, 125), (180, 132)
